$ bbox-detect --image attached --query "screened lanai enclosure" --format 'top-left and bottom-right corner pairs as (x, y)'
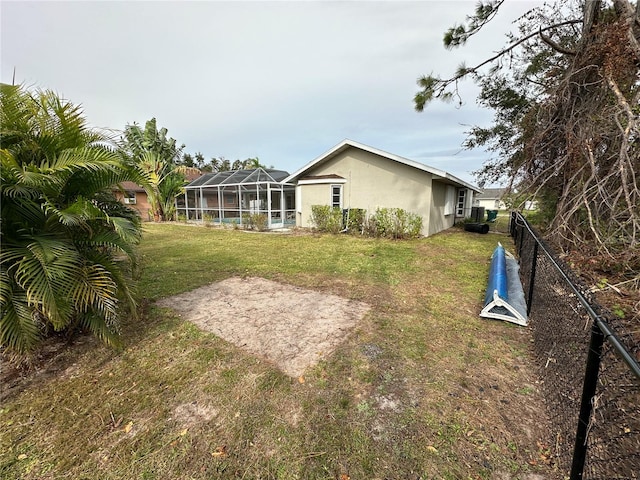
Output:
(176, 169), (296, 229)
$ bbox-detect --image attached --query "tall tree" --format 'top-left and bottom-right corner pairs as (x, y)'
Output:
(194, 152), (206, 170)
(0, 84), (142, 354)
(121, 118), (188, 221)
(415, 0), (639, 270)
(219, 157), (231, 171)
(244, 157), (266, 169)
(180, 152), (195, 168)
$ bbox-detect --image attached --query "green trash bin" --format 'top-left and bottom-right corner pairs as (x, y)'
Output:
(486, 210), (498, 223)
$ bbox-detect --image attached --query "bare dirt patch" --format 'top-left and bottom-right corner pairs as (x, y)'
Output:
(155, 277), (370, 377)
(172, 401), (220, 428)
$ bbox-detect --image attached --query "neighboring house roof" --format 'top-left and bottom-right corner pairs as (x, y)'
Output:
(477, 188), (506, 200)
(186, 168), (290, 188)
(117, 181), (146, 193)
(284, 139), (481, 192)
(185, 169), (204, 182)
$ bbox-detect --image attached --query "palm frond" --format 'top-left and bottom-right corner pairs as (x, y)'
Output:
(0, 291), (42, 353)
(1, 83), (143, 353)
(0, 269), (42, 352)
(68, 263), (118, 320)
(78, 312), (122, 349)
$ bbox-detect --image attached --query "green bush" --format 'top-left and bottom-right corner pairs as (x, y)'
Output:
(310, 205), (343, 234)
(311, 205), (421, 239)
(242, 213), (268, 231)
(365, 208), (422, 239)
(203, 213), (214, 227)
(252, 213), (268, 231)
(344, 208), (367, 234)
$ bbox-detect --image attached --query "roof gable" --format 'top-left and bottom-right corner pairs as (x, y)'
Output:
(284, 139), (480, 192)
(116, 181), (146, 192)
(477, 188), (506, 200)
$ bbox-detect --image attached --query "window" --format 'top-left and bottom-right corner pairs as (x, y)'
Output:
(331, 185), (342, 208)
(123, 191), (136, 205)
(224, 193), (235, 206)
(456, 189), (467, 216)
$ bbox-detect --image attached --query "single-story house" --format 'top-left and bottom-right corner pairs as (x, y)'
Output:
(475, 188), (507, 210)
(284, 140), (481, 237)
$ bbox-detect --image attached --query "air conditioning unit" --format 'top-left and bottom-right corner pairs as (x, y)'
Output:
(124, 198), (136, 205)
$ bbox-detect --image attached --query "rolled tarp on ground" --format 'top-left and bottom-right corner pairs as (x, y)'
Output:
(464, 223), (490, 234)
(484, 243), (508, 306)
(480, 243), (528, 327)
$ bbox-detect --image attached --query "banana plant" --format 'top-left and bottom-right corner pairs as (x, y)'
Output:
(121, 119), (188, 221)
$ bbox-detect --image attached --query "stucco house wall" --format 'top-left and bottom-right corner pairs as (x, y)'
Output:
(287, 140), (480, 237)
(428, 181), (454, 236)
(297, 182), (336, 226)
(298, 148), (434, 233)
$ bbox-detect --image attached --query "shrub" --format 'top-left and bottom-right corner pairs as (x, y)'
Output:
(366, 208), (422, 239)
(242, 213), (252, 230)
(241, 213), (268, 231)
(203, 213), (214, 227)
(252, 214), (268, 232)
(344, 208), (367, 234)
(310, 205), (343, 234)
(311, 205), (421, 239)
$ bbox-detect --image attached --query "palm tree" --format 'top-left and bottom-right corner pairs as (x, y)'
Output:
(0, 84), (142, 354)
(219, 158), (231, 171)
(245, 157), (264, 170)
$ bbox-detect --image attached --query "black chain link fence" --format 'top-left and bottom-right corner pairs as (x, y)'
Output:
(509, 212), (640, 480)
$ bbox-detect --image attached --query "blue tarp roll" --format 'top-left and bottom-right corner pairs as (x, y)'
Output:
(480, 243), (528, 326)
(484, 244), (508, 306)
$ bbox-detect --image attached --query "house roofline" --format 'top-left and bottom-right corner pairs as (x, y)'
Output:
(284, 139), (481, 192)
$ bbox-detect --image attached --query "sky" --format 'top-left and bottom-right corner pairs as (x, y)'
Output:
(1, 0), (543, 186)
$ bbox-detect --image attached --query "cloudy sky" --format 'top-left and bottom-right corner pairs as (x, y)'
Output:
(1, 0), (542, 185)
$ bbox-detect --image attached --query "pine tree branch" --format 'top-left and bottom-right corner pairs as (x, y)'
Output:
(540, 28), (577, 55)
(415, 19), (582, 110)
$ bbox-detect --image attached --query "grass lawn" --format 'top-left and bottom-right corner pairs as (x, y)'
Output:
(1, 224), (555, 480)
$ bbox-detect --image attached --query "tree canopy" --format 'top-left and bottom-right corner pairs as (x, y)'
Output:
(182, 155), (269, 172)
(415, 0), (639, 272)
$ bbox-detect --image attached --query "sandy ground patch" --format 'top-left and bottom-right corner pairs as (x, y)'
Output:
(155, 277), (370, 377)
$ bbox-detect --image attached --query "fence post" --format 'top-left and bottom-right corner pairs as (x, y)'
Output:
(526, 242), (538, 316)
(510, 211), (515, 237)
(518, 221), (525, 254)
(570, 322), (605, 480)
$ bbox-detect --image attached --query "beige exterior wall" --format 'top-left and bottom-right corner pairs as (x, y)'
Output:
(476, 198), (505, 210)
(298, 148), (435, 235)
(298, 183), (338, 227)
(428, 181), (456, 236)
